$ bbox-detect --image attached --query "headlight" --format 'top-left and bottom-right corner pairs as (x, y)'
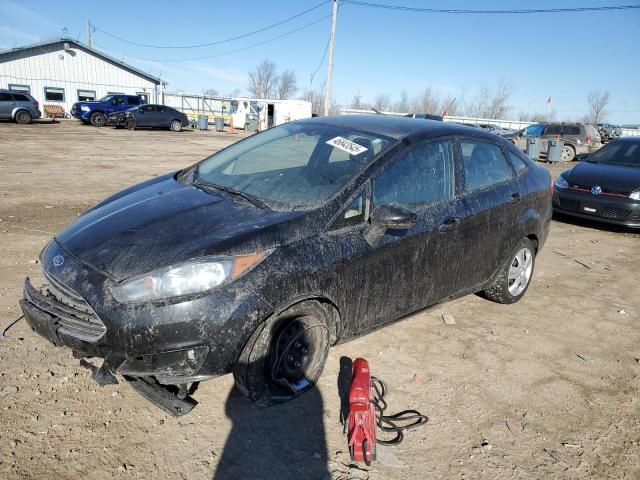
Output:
(630, 190), (640, 201)
(110, 251), (269, 303)
(80, 105), (90, 112)
(554, 175), (569, 189)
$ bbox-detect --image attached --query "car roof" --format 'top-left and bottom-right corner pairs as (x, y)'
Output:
(610, 136), (640, 144)
(298, 114), (504, 141)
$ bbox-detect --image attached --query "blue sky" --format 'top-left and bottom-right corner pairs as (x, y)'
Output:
(1, 0), (639, 123)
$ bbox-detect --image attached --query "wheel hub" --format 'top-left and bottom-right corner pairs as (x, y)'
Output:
(507, 247), (533, 296)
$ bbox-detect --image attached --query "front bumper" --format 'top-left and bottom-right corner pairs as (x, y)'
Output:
(21, 240), (274, 382)
(553, 188), (640, 228)
(70, 108), (91, 121)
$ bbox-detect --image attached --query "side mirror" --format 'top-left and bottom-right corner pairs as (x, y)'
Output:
(364, 204), (416, 246)
(576, 153), (589, 162)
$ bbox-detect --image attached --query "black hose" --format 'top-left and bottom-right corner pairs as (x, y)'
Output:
(371, 376), (428, 446)
(0, 314), (25, 341)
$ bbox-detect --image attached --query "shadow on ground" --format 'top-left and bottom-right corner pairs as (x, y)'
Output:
(213, 387), (330, 480)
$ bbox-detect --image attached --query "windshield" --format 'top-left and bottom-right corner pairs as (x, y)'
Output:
(196, 122), (394, 210)
(99, 95), (114, 103)
(586, 141), (640, 167)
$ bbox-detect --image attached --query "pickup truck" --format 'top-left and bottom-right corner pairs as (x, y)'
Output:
(71, 94), (145, 126)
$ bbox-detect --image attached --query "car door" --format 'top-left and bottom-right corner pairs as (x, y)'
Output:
(323, 138), (464, 334)
(155, 106), (170, 127)
(0, 92), (15, 118)
(454, 138), (520, 290)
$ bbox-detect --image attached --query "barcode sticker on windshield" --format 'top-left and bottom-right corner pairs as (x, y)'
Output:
(326, 136), (368, 155)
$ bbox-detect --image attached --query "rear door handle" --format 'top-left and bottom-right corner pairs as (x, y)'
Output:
(510, 192), (522, 204)
(438, 217), (461, 231)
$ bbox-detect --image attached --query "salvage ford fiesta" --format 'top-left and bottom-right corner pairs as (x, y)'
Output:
(21, 115), (552, 414)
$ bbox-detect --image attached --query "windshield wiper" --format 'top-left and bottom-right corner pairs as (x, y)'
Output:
(194, 180), (270, 210)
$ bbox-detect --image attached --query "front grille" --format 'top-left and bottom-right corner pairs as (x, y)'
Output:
(558, 198), (580, 212)
(599, 206), (631, 220)
(40, 269), (106, 342)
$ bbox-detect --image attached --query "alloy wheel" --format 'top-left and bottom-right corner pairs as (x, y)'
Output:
(508, 247), (533, 296)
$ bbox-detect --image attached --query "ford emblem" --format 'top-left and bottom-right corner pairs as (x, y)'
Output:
(591, 186), (602, 195)
(52, 255), (65, 267)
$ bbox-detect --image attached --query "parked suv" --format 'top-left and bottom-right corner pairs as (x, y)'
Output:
(504, 123), (601, 161)
(0, 89), (42, 124)
(71, 94), (145, 127)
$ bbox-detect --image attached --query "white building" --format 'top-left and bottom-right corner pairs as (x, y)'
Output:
(0, 38), (163, 114)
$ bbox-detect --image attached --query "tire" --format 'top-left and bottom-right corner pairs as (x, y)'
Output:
(560, 145), (575, 162)
(170, 120), (182, 132)
(124, 119), (136, 130)
(15, 110), (32, 124)
(233, 300), (334, 406)
(483, 238), (536, 304)
(90, 112), (107, 127)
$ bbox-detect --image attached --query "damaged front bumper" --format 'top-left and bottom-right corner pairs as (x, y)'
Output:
(20, 240), (273, 415)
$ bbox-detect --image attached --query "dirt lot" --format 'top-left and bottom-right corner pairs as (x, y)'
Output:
(0, 120), (639, 480)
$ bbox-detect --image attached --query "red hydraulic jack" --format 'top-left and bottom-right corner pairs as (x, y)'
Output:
(347, 358), (377, 464)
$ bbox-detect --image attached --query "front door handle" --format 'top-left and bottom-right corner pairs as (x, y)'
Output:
(510, 192), (522, 204)
(438, 217), (460, 231)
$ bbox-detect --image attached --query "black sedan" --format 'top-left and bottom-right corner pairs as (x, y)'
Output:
(20, 116), (552, 414)
(553, 137), (640, 228)
(109, 104), (189, 132)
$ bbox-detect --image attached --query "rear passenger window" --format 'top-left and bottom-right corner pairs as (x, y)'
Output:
(461, 140), (513, 191)
(507, 151), (528, 175)
(127, 96), (141, 105)
(0, 93), (11, 101)
(12, 94), (29, 101)
(373, 139), (454, 209)
(564, 126), (580, 135)
(544, 125), (561, 136)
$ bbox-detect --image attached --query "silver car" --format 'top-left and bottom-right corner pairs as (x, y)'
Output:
(0, 89), (42, 124)
(504, 123), (601, 162)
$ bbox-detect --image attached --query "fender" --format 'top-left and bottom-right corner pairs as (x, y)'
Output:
(11, 107), (31, 119)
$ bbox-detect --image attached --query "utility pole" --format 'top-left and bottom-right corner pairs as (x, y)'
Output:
(87, 21), (93, 47)
(324, 0), (338, 116)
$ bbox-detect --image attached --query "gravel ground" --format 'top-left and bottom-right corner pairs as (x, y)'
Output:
(0, 120), (638, 479)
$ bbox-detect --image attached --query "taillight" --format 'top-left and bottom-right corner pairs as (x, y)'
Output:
(584, 135), (591, 144)
(33, 100), (39, 108)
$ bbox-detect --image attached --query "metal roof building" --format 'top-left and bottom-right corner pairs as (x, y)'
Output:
(0, 38), (163, 114)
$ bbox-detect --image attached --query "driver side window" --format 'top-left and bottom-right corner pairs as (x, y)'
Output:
(373, 139), (454, 209)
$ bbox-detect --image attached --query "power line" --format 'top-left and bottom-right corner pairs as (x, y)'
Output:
(94, 14), (332, 63)
(341, 1), (640, 14)
(91, 1), (329, 49)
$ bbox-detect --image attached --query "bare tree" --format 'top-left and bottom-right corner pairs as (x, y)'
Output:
(248, 60), (278, 98)
(276, 70), (298, 100)
(229, 88), (241, 98)
(350, 91), (366, 110)
(463, 81), (511, 119)
(394, 90), (410, 113)
(414, 86), (441, 114)
(372, 94), (391, 111)
(301, 80), (338, 116)
(587, 90), (610, 123)
(518, 110), (555, 122)
(203, 88), (218, 97)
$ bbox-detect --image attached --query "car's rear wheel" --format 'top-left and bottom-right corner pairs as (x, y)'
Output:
(483, 238), (535, 304)
(90, 112), (107, 127)
(561, 145), (575, 162)
(233, 300), (334, 406)
(125, 119), (136, 130)
(170, 120), (182, 132)
(15, 110), (32, 124)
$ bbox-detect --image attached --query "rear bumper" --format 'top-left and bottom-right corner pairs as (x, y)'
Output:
(553, 188), (640, 228)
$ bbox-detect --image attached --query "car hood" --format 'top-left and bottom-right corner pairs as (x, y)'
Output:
(54, 173), (313, 281)
(567, 161), (640, 192)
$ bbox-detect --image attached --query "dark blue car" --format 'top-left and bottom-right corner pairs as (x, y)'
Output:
(70, 94), (145, 127)
(108, 104), (190, 132)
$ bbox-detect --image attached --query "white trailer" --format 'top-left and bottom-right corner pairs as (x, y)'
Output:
(230, 98), (312, 130)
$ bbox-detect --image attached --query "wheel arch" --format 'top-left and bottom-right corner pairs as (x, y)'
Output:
(12, 107), (31, 119)
(272, 295), (342, 345)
